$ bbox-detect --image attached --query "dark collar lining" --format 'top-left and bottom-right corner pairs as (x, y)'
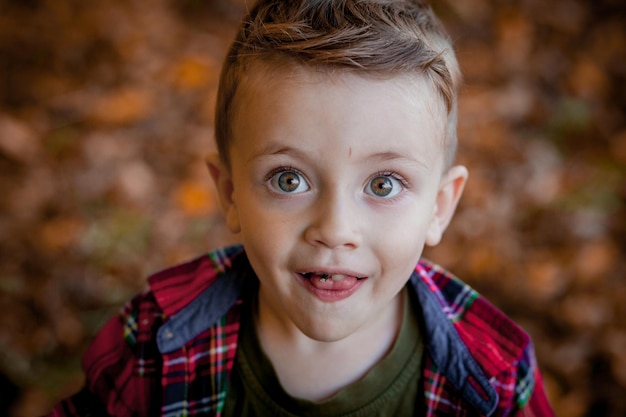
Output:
(156, 251), (249, 353)
(410, 271), (499, 416)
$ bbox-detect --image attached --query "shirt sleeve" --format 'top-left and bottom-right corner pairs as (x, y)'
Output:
(43, 292), (163, 417)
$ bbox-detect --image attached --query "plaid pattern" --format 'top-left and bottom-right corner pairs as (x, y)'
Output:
(47, 245), (554, 416)
(159, 309), (241, 417)
(414, 260), (554, 416)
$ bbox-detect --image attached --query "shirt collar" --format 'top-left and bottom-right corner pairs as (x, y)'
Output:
(155, 248), (499, 415)
(156, 247), (249, 353)
(410, 264), (499, 416)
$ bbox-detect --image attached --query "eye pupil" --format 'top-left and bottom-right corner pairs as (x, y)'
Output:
(370, 177), (393, 196)
(278, 172), (300, 192)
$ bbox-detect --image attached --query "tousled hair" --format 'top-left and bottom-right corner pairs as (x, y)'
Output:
(215, 0), (461, 169)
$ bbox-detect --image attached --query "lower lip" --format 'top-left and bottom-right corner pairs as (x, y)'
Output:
(295, 274), (366, 302)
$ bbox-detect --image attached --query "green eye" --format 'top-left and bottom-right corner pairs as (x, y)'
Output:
(366, 175), (402, 198)
(270, 170), (309, 193)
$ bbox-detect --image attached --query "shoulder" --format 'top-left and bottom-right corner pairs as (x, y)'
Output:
(87, 244), (246, 352)
(414, 259), (541, 412)
(416, 259), (531, 366)
(87, 244), (247, 374)
(146, 244), (246, 317)
(76, 245), (248, 415)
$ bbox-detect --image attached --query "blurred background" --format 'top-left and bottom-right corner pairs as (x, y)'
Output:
(0, 0), (624, 415)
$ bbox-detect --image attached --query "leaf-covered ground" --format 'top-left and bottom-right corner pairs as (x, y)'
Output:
(0, 0), (624, 415)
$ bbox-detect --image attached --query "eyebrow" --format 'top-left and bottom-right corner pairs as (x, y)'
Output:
(246, 143), (430, 170)
(245, 143), (307, 165)
(368, 151), (431, 170)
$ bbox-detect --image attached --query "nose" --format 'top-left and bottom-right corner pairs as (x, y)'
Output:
(304, 192), (361, 250)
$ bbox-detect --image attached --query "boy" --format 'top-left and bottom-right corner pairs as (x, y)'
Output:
(48, 0), (554, 416)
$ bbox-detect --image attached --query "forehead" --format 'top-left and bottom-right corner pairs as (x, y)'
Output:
(231, 63), (447, 165)
(237, 61), (445, 113)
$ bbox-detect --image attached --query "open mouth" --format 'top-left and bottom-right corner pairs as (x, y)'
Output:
(297, 271), (367, 301)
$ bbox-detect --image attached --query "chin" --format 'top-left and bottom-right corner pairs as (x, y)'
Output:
(298, 320), (357, 344)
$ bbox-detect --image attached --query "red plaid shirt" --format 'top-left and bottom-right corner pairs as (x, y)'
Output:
(47, 245), (554, 417)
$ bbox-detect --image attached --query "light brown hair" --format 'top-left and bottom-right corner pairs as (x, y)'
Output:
(215, 0), (461, 169)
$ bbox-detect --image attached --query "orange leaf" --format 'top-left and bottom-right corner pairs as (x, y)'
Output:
(174, 180), (215, 215)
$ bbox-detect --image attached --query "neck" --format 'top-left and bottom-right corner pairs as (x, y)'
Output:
(255, 289), (405, 402)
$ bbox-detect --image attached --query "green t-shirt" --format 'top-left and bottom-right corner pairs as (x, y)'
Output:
(223, 288), (424, 416)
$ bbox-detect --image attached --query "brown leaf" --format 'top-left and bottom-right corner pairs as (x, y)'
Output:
(38, 217), (85, 253)
(567, 58), (610, 100)
(0, 116), (42, 163)
(90, 87), (155, 126)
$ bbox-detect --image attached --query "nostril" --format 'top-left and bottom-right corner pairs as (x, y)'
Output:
(303, 226), (360, 250)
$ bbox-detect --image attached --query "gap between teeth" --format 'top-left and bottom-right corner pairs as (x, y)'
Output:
(304, 273), (352, 282)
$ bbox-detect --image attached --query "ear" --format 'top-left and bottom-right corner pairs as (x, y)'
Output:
(206, 153), (241, 234)
(426, 165), (468, 246)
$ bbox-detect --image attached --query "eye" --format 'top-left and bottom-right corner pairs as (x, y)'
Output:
(365, 174), (403, 198)
(269, 169), (310, 194)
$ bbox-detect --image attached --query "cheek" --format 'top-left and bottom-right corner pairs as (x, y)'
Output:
(373, 200), (433, 238)
(371, 204), (433, 262)
(237, 200), (299, 255)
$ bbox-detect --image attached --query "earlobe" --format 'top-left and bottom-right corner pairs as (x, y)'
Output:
(426, 205), (443, 247)
(206, 153), (241, 234)
(426, 165), (468, 247)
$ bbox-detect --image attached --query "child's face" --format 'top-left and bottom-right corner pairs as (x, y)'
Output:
(210, 68), (467, 343)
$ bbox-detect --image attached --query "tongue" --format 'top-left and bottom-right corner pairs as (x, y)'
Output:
(310, 274), (359, 290)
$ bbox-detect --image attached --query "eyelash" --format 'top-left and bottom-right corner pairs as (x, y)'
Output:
(371, 171), (410, 188)
(263, 166), (304, 183)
